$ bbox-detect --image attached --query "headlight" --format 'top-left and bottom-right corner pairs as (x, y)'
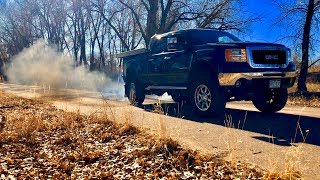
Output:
(225, 49), (247, 62)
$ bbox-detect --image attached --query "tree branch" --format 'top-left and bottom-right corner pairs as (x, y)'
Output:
(118, 0), (147, 43)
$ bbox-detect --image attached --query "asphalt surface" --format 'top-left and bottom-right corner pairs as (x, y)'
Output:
(1, 83), (320, 179)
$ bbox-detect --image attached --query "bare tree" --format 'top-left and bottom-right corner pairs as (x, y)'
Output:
(92, 0), (131, 51)
(116, 0), (259, 45)
(298, 0), (320, 92)
(0, 1), (34, 54)
(0, 0), (258, 79)
(70, 0), (88, 65)
(275, 0), (320, 93)
(31, 0), (68, 51)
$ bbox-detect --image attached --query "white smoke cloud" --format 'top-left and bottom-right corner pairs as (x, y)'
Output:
(6, 40), (125, 99)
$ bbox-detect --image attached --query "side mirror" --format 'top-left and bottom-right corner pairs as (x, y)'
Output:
(167, 37), (178, 51)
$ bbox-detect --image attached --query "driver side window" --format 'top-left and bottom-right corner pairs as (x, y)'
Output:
(167, 37), (178, 51)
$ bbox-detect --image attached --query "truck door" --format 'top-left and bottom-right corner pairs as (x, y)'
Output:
(161, 36), (190, 85)
(148, 35), (190, 86)
(148, 38), (168, 85)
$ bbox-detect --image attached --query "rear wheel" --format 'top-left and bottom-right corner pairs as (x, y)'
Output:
(128, 81), (145, 106)
(252, 88), (288, 113)
(190, 78), (226, 116)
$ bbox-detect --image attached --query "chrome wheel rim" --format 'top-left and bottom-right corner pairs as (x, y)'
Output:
(194, 84), (212, 111)
(129, 83), (136, 105)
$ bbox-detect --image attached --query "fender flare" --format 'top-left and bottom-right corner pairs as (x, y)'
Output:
(189, 49), (220, 82)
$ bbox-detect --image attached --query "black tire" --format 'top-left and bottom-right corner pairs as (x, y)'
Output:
(252, 88), (288, 113)
(128, 81), (145, 106)
(190, 78), (226, 117)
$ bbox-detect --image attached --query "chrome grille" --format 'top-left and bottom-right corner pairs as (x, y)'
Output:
(247, 46), (289, 68)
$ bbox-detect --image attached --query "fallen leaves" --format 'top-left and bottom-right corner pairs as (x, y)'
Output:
(0, 92), (265, 179)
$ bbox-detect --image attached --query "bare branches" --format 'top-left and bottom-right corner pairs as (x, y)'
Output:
(308, 58), (320, 68)
(198, 0), (231, 28)
(275, 0), (320, 92)
(118, 0), (147, 44)
(0, 0), (259, 77)
(115, 0), (258, 45)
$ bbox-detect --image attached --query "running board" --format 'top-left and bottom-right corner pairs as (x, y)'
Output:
(145, 86), (187, 90)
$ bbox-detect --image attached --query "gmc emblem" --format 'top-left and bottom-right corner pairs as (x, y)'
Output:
(265, 55), (279, 60)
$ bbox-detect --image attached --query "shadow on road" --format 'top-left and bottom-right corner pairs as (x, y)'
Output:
(142, 102), (320, 147)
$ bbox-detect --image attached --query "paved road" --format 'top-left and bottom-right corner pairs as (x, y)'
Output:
(1, 83), (320, 179)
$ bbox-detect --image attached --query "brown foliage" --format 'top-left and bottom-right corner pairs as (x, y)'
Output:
(0, 92), (265, 179)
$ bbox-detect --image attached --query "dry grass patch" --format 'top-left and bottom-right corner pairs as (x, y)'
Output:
(289, 81), (320, 93)
(288, 81), (320, 107)
(0, 92), (266, 179)
(308, 65), (320, 74)
(222, 113), (307, 179)
(288, 94), (320, 108)
(264, 143), (304, 180)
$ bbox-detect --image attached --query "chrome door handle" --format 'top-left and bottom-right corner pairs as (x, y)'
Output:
(164, 57), (171, 60)
(179, 67), (188, 70)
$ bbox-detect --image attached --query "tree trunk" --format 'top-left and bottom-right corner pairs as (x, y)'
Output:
(79, 9), (87, 66)
(159, 0), (173, 33)
(297, 0), (315, 93)
(90, 38), (95, 71)
(73, 23), (79, 64)
(145, 0), (159, 45)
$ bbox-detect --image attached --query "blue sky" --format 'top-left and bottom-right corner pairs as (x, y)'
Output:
(244, 0), (284, 43)
(241, 0), (320, 59)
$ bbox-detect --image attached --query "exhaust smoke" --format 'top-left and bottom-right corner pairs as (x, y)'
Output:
(6, 40), (125, 100)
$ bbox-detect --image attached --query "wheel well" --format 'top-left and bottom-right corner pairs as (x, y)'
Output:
(189, 63), (217, 83)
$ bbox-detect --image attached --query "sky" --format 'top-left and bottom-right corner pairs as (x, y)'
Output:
(244, 0), (285, 43)
(241, 0), (320, 60)
(241, 0), (320, 58)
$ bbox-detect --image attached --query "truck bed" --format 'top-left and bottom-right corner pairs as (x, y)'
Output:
(116, 48), (148, 58)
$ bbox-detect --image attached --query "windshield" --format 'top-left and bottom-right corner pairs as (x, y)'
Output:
(188, 30), (241, 45)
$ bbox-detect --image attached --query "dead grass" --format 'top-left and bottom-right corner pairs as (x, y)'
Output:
(264, 117), (312, 180)
(289, 81), (320, 93)
(0, 91), (266, 179)
(288, 95), (320, 108)
(264, 140), (304, 180)
(288, 81), (320, 107)
(308, 65), (320, 73)
(222, 113), (308, 180)
(151, 100), (166, 115)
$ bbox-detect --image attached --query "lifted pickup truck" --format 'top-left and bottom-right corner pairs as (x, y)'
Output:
(117, 29), (296, 116)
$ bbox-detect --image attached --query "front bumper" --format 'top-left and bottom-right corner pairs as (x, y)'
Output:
(218, 72), (297, 88)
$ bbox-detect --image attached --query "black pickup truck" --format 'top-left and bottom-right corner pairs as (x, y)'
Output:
(117, 29), (296, 116)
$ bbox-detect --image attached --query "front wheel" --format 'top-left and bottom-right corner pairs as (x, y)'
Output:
(190, 79), (226, 117)
(252, 88), (288, 113)
(128, 81), (145, 106)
